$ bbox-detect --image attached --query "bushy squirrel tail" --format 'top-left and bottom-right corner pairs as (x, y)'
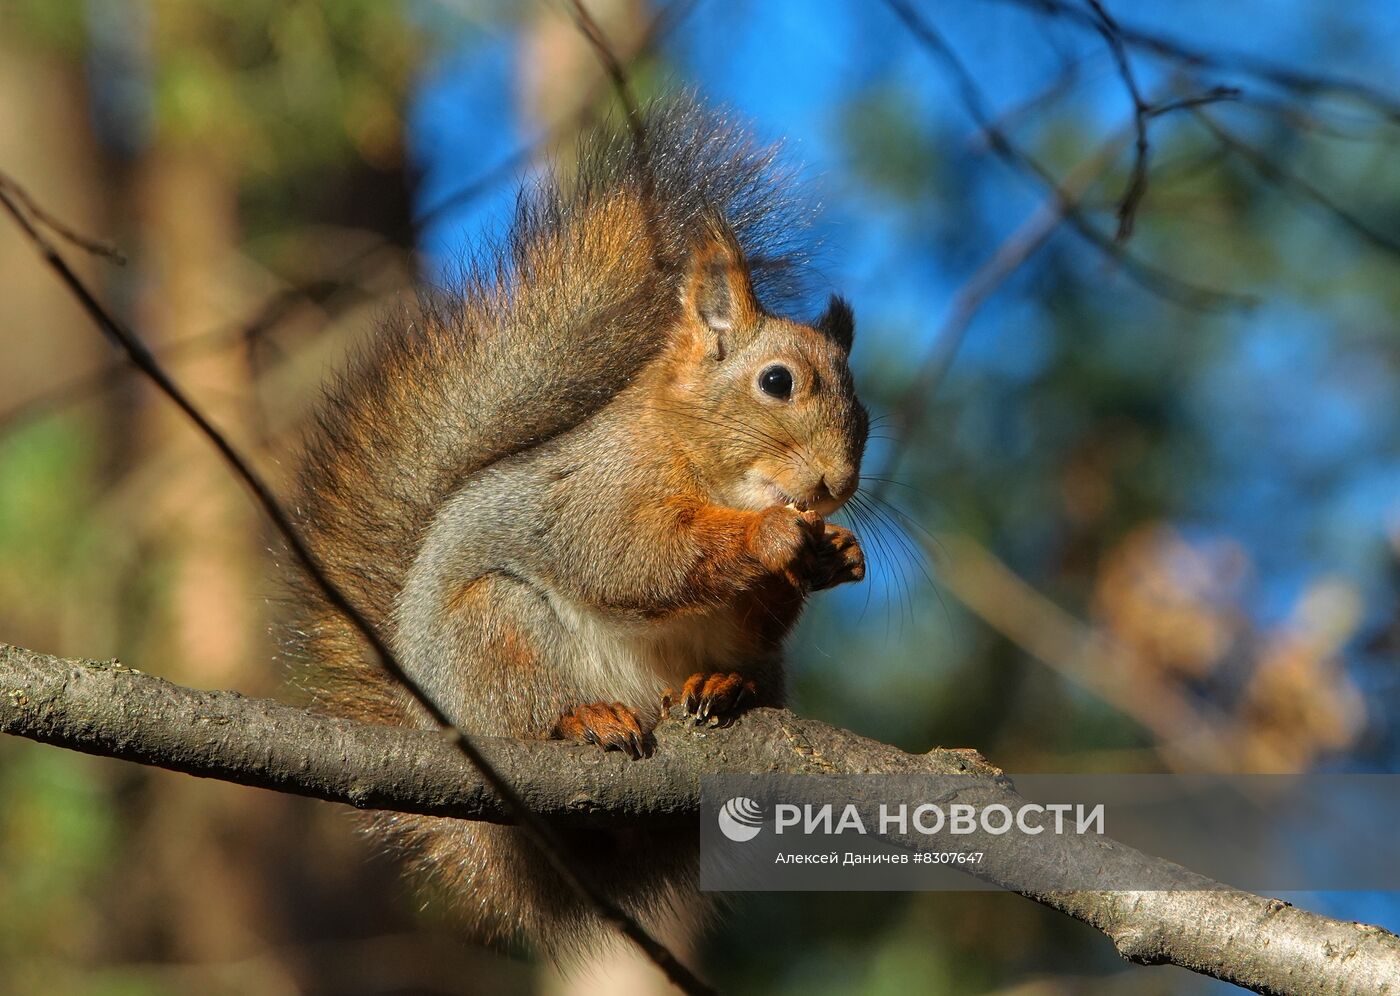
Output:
(285, 96), (815, 727)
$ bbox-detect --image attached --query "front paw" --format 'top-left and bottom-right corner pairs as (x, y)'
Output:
(553, 702), (650, 759)
(750, 507), (864, 591)
(666, 672), (757, 727)
(808, 522), (865, 591)
(750, 506), (825, 586)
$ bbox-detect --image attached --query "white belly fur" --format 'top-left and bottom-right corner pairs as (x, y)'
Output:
(547, 595), (743, 714)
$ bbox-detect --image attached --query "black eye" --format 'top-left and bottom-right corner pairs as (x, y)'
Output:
(758, 364), (794, 400)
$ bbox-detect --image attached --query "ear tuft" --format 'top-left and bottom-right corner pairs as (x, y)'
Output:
(682, 216), (761, 357)
(817, 294), (855, 352)
(695, 260), (738, 332)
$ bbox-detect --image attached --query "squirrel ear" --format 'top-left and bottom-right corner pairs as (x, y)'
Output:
(681, 219), (761, 359)
(816, 294), (855, 353)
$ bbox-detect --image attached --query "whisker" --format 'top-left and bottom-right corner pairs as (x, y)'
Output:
(832, 501), (878, 624)
(750, 402), (802, 449)
(858, 474), (940, 504)
(667, 383), (802, 452)
(849, 492), (914, 638)
(854, 489), (951, 628)
(749, 402), (822, 478)
(861, 489), (949, 558)
(870, 501), (938, 594)
(840, 498), (896, 639)
(652, 391), (806, 465)
(643, 402), (791, 460)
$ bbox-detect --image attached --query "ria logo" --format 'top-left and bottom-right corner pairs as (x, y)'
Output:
(718, 797), (765, 842)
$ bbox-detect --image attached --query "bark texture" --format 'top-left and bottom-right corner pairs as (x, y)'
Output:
(2, 642), (1397, 995)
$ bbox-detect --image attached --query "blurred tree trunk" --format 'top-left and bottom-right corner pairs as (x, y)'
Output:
(0, 10), (112, 651)
(114, 1), (274, 967)
(135, 144), (257, 688)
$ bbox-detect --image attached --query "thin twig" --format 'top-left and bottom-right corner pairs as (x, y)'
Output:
(928, 534), (1263, 772)
(990, 0), (1400, 124)
(1147, 85), (1241, 119)
(0, 172), (126, 263)
(0, 268), (379, 438)
(417, 0), (691, 227)
(874, 127), (1129, 495)
(1083, 0), (1150, 241)
(880, 0), (1246, 311)
(871, 83), (1245, 496)
(967, 55), (1087, 153)
(566, 0), (646, 145)
(0, 174), (713, 996)
(1235, 91), (1400, 142)
(1194, 108), (1400, 257)
(565, 0), (669, 260)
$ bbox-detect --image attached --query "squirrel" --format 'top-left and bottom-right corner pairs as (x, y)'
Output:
(287, 98), (868, 955)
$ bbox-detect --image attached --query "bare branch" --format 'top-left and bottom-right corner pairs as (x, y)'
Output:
(1194, 109), (1400, 258)
(416, 0), (693, 228)
(0, 0), (694, 442)
(1083, 0), (1151, 241)
(565, 0), (674, 264)
(875, 127), (1129, 490)
(0, 171), (126, 263)
(4, 641), (1399, 995)
(0, 260), (386, 439)
(880, 0), (1249, 311)
(1147, 85), (1241, 119)
(871, 90), (1250, 489)
(967, 56), (1086, 153)
(929, 533), (1252, 772)
(992, 0), (1400, 124)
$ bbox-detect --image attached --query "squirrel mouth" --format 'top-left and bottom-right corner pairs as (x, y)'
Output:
(779, 493), (810, 513)
(762, 482), (807, 511)
(745, 471), (845, 516)
(764, 482), (825, 515)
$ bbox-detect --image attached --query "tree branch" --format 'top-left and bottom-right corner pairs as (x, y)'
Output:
(4, 641), (1398, 994)
(879, 0), (1250, 312)
(1083, 0), (1151, 242)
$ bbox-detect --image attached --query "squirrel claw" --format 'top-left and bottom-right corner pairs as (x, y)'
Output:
(554, 702), (651, 759)
(679, 672), (755, 727)
(808, 522), (866, 591)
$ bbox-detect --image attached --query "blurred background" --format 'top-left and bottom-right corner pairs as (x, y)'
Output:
(3, 0), (1399, 993)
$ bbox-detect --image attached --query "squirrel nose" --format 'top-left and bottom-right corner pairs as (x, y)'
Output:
(818, 468), (856, 505)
